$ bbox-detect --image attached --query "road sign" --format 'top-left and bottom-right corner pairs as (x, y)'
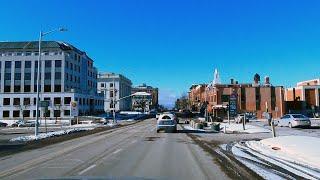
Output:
(70, 101), (79, 116)
(229, 93), (237, 116)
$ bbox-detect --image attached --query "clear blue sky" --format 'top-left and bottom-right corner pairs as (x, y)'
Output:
(1, 0), (320, 107)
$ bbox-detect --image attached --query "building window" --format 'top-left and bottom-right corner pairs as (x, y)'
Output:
(4, 86), (10, 92)
(14, 73), (21, 80)
(44, 85), (51, 92)
(64, 110), (70, 116)
(26, 52), (32, 56)
(24, 85), (31, 92)
(23, 98), (30, 105)
(101, 83), (104, 88)
(54, 85), (61, 92)
(44, 110), (50, 117)
(3, 98), (10, 105)
(110, 91), (114, 98)
(55, 60), (62, 68)
(25, 61), (31, 68)
(15, 61), (21, 68)
(255, 88), (261, 110)
(13, 98), (20, 106)
(64, 97), (71, 105)
(3, 111), (9, 117)
(45, 72), (51, 80)
(271, 87), (276, 110)
(45, 60), (51, 68)
(13, 110), (20, 117)
(110, 83), (114, 88)
(53, 72), (60, 79)
(14, 85), (21, 92)
(5, 61), (11, 68)
(5, 73), (11, 80)
(23, 110), (30, 117)
(54, 110), (61, 117)
(24, 73), (31, 80)
(54, 97), (61, 105)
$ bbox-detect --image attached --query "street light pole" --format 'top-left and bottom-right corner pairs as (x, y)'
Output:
(35, 28), (67, 137)
(35, 31), (42, 136)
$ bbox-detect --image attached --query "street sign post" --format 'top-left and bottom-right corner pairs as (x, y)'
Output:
(70, 101), (78, 126)
(229, 92), (237, 117)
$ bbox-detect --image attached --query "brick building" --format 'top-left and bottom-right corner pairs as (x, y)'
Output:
(189, 74), (286, 119)
(285, 79), (320, 116)
(188, 84), (207, 112)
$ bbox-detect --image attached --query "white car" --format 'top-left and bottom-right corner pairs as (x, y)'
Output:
(156, 113), (177, 133)
(277, 114), (311, 128)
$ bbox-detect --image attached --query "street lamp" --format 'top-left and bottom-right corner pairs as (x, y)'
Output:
(35, 28), (67, 136)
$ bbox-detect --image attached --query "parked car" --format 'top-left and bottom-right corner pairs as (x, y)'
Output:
(277, 114), (311, 128)
(11, 120), (36, 127)
(235, 114), (249, 124)
(156, 113), (177, 133)
(0, 122), (8, 127)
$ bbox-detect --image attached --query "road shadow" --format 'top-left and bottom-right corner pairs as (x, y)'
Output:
(176, 129), (219, 134)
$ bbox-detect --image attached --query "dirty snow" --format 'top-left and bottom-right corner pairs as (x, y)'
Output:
(220, 123), (271, 134)
(9, 127), (94, 142)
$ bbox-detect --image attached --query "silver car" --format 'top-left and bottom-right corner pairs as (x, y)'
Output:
(277, 114), (311, 128)
(156, 114), (177, 133)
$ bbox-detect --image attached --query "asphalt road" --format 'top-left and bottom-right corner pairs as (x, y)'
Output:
(0, 119), (229, 180)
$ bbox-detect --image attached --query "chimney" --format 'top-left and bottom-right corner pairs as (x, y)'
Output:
(264, 76), (270, 86)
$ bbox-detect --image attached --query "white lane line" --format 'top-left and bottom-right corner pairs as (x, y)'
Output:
(113, 148), (122, 154)
(78, 164), (96, 175)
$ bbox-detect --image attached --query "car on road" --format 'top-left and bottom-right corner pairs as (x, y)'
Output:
(0, 122), (8, 127)
(156, 113), (177, 133)
(11, 120), (36, 127)
(277, 114), (311, 128)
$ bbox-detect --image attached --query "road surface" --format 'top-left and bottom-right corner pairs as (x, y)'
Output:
(0, 119), (229, 180)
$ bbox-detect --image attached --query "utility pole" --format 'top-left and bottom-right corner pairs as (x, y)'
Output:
(34, 28), (67, 137)
(113, 77), (116, 124)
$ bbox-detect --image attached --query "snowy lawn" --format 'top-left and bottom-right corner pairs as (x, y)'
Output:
(247, 136), (320, 170)
(220, 122), (271, 134)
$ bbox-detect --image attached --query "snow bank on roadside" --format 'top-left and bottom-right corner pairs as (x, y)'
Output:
(9, 127), (95, 142)
(247, 136), (320, 171)
(183, 125), (206, 132)
(220, 123), (270, 134)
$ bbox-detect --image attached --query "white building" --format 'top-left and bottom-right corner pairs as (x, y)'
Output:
(0, 41), (104, 121)
(97, 72), (132, 112)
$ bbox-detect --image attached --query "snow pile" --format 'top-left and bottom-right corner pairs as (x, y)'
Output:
(247, 136), (320, 170)
(183, 125), (205, 132)
(9, 127), (94, 142)
(220, 123), (270, 134)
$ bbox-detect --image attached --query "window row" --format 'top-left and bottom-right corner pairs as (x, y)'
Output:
(2, 109), (70, 118)
(3, 85), (62, 93)
(2, 60), (62, 69)
(0, 51), (63, 57)
(2, 97), (71, 106)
